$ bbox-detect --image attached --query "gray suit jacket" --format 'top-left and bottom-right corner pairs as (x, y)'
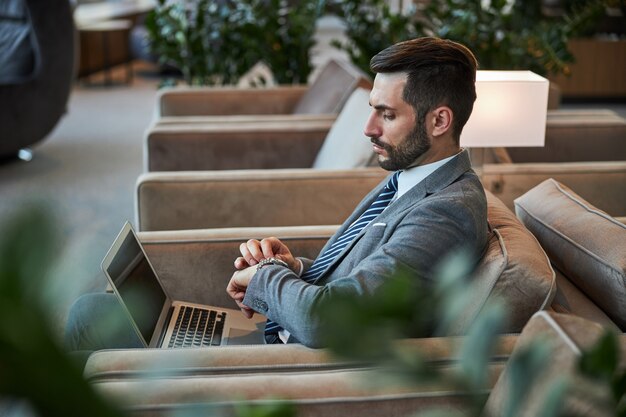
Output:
(243, 149), (488, 347)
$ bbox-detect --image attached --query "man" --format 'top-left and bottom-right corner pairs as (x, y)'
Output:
(65, 37), (487, 352)
(226, 37), (488, 347)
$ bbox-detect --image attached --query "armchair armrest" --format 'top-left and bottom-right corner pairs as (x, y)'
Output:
(84, 335), (518, 381)
(145, 120), (333, 171)
(135, 168), (387, 231)
(137, 226), (338, 307)
(157, 113), (337, 125)
(157, 85), (309, 117)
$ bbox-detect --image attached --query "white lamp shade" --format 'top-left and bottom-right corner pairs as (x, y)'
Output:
(460, 71), (549, 148)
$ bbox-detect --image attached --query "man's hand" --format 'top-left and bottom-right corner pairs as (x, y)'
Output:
(226, 265), (257, 319)
(234, 237), (299, 273)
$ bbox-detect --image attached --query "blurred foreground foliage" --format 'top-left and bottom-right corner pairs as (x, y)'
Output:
(0, 207), (622, 417)
(316, 251), (625, 417)
(0, 205), (122, 417)
(0, 206), (295, 417)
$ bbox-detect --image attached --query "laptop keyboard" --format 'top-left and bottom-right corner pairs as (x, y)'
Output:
(168, 306), (226, 348)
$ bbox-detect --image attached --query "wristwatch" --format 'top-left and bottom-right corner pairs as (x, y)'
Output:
(256, 257), (289, 270)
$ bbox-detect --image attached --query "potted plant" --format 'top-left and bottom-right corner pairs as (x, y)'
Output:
(145, 0), (325, 86)
(331, 0), (606, 79)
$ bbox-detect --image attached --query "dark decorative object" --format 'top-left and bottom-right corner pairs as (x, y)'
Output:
(0, 0), (75, 159)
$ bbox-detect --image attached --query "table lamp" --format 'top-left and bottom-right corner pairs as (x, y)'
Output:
(461, 71), (550, 166)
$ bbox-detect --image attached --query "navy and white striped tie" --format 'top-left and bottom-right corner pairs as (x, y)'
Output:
(264, 171), (400, 342)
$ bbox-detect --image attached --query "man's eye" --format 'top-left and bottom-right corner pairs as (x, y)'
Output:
(383, 113), (395, 121)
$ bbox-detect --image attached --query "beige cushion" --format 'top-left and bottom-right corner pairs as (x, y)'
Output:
(293, 59), (371, 115)
(452, 191), (556, 334)
(312, 88), (375, 169)
(550, 268), (621, 331)
(515, 179), (626, 330)
(485, 311), (626, 417)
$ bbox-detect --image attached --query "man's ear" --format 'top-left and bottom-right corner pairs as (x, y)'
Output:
(429, 106), (453, 138)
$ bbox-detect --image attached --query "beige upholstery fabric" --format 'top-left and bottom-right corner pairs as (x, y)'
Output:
(481, 161), (626, 217)
(484, 311), (626, 417)
(457, 191), (555, 334)
(145, 120), (332, 171)
(91, 366), (504, 417)
(515, 179), (626, 330)
(138, 226), (336, 307)
(135, 168), (387, 231)
(156, 59), (371, 118)
(292, 59), (371, 115)
(551, 269), (621, 331)
(506, 109), (626, 163)
(158, 86), (309, 117)
(84, 336), (518, 381)
(312, 88), (376, 169)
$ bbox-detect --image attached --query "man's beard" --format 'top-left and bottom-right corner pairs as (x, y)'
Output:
(371, 122), (431, 171)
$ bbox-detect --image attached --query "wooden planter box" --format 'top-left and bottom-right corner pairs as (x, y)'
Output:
(549, 38), (626, 99)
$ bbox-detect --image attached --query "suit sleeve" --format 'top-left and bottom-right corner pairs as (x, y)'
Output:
(243, 186), (488, 348)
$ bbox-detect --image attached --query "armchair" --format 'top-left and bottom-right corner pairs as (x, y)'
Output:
(488, 109), (626, 164)
(481, 160), (626, 217)
(78, 183), (626, 415)
(81, 190), (561, 414)
(145, 86), (375, 171)
(155, 58), (371, 118)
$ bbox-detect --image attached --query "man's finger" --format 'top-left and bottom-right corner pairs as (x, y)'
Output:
(234, 257), (249, 270)
(260, 237), (280, 259)
(239, 242), (258, 266)
(246, 239), (264, 262)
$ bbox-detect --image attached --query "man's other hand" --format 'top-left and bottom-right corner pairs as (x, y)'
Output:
(226, 265), (257, 318)
(235, 237), (298, 272)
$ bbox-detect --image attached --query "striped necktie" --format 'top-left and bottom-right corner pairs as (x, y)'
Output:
(264, 171), (400, 342)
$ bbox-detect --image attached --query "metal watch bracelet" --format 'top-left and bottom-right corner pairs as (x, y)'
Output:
(256, 257), (289, 270)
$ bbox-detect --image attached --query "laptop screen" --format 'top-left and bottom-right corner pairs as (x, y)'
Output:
(105, 228), (167, 344)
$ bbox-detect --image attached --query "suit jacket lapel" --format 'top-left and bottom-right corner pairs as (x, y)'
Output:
(311, 150), (473, 283)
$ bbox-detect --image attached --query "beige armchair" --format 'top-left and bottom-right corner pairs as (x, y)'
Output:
(145, 86), (376, 172)
(156, 59), (371, 118)
(481, 160), (626, 218)
(79, 185), (626, 415)
(485, 109), (626, 164)
(146, 59), (372, 171)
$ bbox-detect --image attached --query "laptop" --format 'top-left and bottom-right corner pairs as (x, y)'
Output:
(101, 222), (265, 348)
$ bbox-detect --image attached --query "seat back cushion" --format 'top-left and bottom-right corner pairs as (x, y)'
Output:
(514, 178), (626, 331)
(312, 88), (375, 169)
(293, 59), (371, 115)
(450, 191), (556, 334)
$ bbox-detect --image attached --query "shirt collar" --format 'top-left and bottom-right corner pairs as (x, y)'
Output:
(396, 152), (460, 199)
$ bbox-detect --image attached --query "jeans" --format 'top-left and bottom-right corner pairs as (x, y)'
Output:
(64, 292), (143, 353)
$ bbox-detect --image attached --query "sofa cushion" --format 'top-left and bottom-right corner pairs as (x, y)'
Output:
(312, 88), (375, 169)
(452, 191), (556, 334)
(293, 59), (370, 115)
(514, 179), (626, 331)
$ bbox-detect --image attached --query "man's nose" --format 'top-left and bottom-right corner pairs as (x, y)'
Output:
(363, 111), (380, 138)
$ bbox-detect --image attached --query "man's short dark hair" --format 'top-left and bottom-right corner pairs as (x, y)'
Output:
(370, 37), (478, 142)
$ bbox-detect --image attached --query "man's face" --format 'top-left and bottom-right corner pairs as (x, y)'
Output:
(364, 73), (431, 171)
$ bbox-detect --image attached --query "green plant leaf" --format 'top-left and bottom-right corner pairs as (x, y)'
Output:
(578, 331), (619, 381)
(501, 338), (553, 417)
